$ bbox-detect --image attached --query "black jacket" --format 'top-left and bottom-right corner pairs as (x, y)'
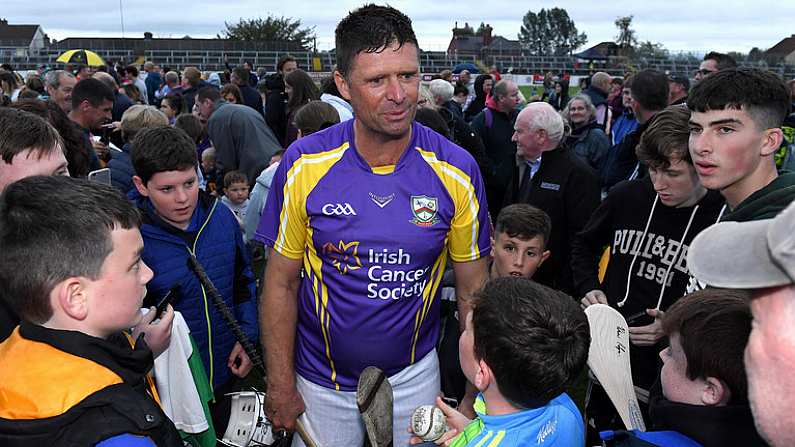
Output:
(504, 145), (601, 294)
(239, 83), (264, 117)
(571, 178), (725, 389)
(471, 106), (518, 219)
(0, 323), (182, 446)
(602, 120), (650, 190)
(648, 380), (765, 447)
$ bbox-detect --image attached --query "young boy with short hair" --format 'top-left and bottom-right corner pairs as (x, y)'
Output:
(130, 126), (258, 433)
(421, 277), (590, 446)
(0, 176), (180, 446)
(648, 289), (765, 446)
(439, 204), (551, 402)
(221, 170), (250, 225)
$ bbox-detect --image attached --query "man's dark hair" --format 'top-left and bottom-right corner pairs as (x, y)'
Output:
(131, 126), (197, 184)
(630, 69), (669, 112)
(277, 55), (297, 73)
(0, 176), (141, 323)
(688, 68), (791, 130)
(662, 289), (752, 405)
(124, 65), (139, 78)
(636, 105), (692, 170)
(334, 4), (418, 78)
(71, 78), (114, 110)
(223, 170), (248, 189)
(197, 85), (221, 103)
(232, 67), (249, 85)
(174, 113), (205, 144)
(494, 204), (551, 247)
(0, 108), (63, 164)
(472, 277), (590, 408)
(453, 82), (469, 97)
(703, 51), (737, 71)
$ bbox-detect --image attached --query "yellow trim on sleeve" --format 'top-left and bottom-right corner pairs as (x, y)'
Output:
(274, 143), (350, 260)
(415, 148), (483, 262)
(410, 247), (447, 362)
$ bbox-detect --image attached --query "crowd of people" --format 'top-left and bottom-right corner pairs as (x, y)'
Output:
(1, 4), (795, 447)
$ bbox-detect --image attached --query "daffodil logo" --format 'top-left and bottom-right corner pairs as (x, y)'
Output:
(322, 240), (363, 274)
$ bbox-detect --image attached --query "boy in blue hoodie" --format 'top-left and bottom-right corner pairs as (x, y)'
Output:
(130, 125), (258, 433)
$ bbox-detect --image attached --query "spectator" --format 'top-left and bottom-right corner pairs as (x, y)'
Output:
(44, 70), (77, 113)
(562, 94), (611, 174)
(464, 74), (493, 122)
(611, 75), (639, 146)
(283, 69), (320, 147)
(581, 71), (612, 129)
(108, 105), (169, 194)
(220, 83), (243, 104)
(430, 78), (463, 121)
(320, 76), (353, 121)
(221, 170), (250, 226)
(547, 79), (569, 111)
(694, 51), (737, 83)
(159, 93), (183, 125)
(231, 66), (263, 116)
(264, 56), (298, 145)
(68, 78), (114, 167)
(142, 61), (162, 105)
(123, 65), (148, 105)
(668, 74), (690, 106)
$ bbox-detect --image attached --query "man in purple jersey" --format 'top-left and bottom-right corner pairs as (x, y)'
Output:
(255, 5), (491, 446)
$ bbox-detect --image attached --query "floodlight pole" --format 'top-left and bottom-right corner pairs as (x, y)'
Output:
(119, 0), (126, 39)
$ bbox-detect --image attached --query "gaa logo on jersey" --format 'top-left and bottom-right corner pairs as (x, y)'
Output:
(410, 195), (439, 227)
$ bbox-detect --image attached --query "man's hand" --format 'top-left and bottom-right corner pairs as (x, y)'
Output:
(580, 289), (608, 310)
(264, 383), (306, 434)
(629, 309), (665, 346)
(132, 305), (174, 358)
(91, 139), (109, 159)
(228, 341), (253, 378)
(409, 396), (472, 445)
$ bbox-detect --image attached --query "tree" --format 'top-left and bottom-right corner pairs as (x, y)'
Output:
(636, 41), (669, 60)
(219, 15), (316, 50)
(614, 15), (637, 54)
(518, 7), (587, 56)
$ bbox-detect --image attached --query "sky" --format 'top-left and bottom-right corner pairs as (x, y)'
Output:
(5, 1), (794, 54)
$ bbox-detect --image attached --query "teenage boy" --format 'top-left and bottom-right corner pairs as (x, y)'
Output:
(0, 108), (69, 342)
(415, 277), (590, 446)
(221, 170), (250, 226)
(130, 126), (258, 433)
(648, 289), (765, 446)
(573, 105), (726, 440)
(688, 68), (795, 221)
(0, 176), (180, 446)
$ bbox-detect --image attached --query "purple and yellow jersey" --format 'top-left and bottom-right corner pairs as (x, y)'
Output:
(255, 120), (490, 391)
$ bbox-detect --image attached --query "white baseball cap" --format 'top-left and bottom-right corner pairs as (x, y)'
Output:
(687, 200), (795, 289)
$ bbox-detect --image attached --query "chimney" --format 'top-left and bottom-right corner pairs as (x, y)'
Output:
(482, 24), (493, 47)
(144, 32), (153, 40)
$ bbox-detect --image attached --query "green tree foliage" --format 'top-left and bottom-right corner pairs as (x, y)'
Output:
(518, 8), (587, 56)
(636, 41), (669, 59)
(614, 16), (637, 52)
(219, 15), (316, 49)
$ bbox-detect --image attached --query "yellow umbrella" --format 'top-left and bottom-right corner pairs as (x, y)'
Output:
(56, 49), (106, 67)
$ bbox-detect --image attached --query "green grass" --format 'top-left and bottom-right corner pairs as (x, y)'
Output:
(519, 85), (581, 101)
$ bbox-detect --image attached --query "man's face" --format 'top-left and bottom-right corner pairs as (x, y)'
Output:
(225, 181), (249, 205)
(281, 61), (298, 76)
(84, 228), (153, 336)
(336, 42), (420, 141)
(80, 99), (113, 130)
(459, 71), (471, 84)
(48, 74), (77, 113)
(453, 91), (468, 105)
(496, 82), (520, 112)
(659, 333), (708, 406)
(649, 158), (704, 208)
(133, 167), (199, 230)
(0, 146), (69, 192)
(198, 98), (215, 121)
(621, 87), (633, 109)
(688, 108), (771, 199)
(512, 112), (543, 160)
(745, 286), (795, 447)
(483, 79), (493, 96)
(490, 232), (549, 279)
(695, 59), (719, 82)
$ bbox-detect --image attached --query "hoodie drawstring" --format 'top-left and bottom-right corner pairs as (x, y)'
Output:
(653, 205), (700, 310)
(617, 195), (659, 308)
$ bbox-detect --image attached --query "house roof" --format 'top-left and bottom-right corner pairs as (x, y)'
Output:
(766, 35), (795, 57)
(486, 36), (521, 51)
(0, 22), (39, 46)
(448, 35), (483, 54)
(574, 41), (618, 60)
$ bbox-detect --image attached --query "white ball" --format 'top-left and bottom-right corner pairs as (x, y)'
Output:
(411, 405), (447, 442)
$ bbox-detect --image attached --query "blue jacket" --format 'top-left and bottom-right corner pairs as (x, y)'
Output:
(108, 143), (135, 195)
(133, 190), (258, 389)
(612, 109), (639, 146)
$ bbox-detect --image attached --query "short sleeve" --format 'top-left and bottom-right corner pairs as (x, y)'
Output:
(446, 158), (491, 263)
